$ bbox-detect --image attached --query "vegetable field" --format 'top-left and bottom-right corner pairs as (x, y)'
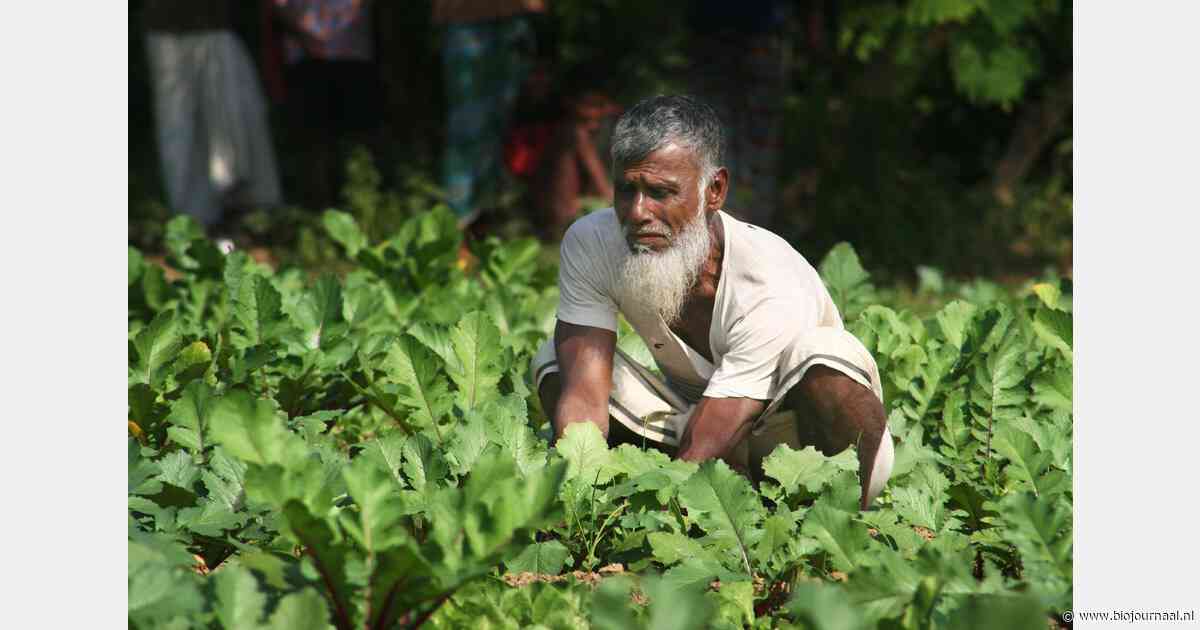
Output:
(128, 209), (1072, 629)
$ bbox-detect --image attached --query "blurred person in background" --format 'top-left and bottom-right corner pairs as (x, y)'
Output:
(268, 0), (381, 210)
(686, 0), (791, 229)
(434, 0), (546, 228)
(505, 62), (622, 242)
(144, 0), (282, 243)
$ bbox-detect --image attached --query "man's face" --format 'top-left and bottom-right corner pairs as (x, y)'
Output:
(614, 143), (708, 254)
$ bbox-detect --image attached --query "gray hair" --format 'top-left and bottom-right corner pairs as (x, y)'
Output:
(610, 95), (725, 188)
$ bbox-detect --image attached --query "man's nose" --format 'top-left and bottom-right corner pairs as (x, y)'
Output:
(627, 192), (652, 225)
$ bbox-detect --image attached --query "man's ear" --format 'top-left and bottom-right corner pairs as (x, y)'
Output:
(706, 167), (729, 211)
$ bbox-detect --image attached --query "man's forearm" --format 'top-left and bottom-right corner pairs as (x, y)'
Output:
(675, 397), (764, 464)
(553, 390), (610, 441)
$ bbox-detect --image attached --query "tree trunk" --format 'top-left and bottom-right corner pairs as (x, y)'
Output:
(992, 70), (1073, 205)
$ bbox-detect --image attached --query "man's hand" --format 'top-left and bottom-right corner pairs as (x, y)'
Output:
(549, 320), (616, 441)
(676, 396), (767, 474)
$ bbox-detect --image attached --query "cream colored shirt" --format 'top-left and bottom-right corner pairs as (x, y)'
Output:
(557, 208), (843, 403)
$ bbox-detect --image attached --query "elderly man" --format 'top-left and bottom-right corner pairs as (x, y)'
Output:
(532, 95), (893, 510)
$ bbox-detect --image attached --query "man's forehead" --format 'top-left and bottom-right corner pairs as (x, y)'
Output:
(617, 143), (702, 180)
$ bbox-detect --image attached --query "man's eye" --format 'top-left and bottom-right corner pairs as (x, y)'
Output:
(649, 188), (669, 200)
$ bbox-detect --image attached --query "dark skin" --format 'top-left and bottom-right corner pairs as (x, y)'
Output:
(541, 143), (889, 510)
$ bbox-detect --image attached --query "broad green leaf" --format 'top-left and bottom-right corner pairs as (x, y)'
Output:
(177, 499), (245, 536)
(1032, 282), (1064, 311)
(754, 503), (802, 566)
(506, 540), (572, 574)
(293, 275), (344, 351)
(969, 325), (1029, 434)
(642, 574), (717, 630)
(590, 576), (642, 630)
(942, 593), (1049, 630)
(677, 459), (764, 576)
(233, 275), (288, 347)
(995, 492), (1072, 607)
(156, 450), (199, 491)
(555, 421), (616, 485)
(208, 390), (302, 466)
(129, 246), (145, 286)
(482, 395), (548, 477)
(172, 340), (211, 386)
(819, 242), (874, 320)
(799, 501), (873, 572)
(203, 447), (247, 510)
(761, 444), (845, 496)
(937, 388), (971, 459)
(131, 310), (182, 389)
(1032, 306), (1073, 362)
(447, 310), (504, 412)
(128, 533), (206, 625)
(401, 433), (448, 492)
(935, 300), (979, 351)
(648, 532), (709, 566)
(445, 409), (490, 476)
(264, 589), (331, 630)
(212, 566), (267, 629)
(705, 580), (754, 629)
(992, 423), (1070, 498)
(340, 456), (411, 552)
(406, 321), (457, 369)
(322, 210), (368, 257)
(380, 335), (453, 434)
(129, 440), (162, 496)
(891, 467), (955, 531)
(359, 432), (407, 490)
(1031, 366), (1072, 414)
(785, 582), (866, 630)
(278, 501), (355, 621)
(660, 556), (738, 594)
(166, 381), (216, 454)
(164, 215), (216, 271)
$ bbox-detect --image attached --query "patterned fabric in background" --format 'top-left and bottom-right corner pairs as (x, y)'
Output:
(273, 0), (373, 63)
(441, 17), (536, 224)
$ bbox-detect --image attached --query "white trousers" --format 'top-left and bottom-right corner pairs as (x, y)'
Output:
(146, 30), (281, 227)
(533, 326), (895, 504)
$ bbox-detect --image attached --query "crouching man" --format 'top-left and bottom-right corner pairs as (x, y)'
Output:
(532, 95), (893, 510)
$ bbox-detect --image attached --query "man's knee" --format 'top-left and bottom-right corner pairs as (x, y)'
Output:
(787, 364), (886, 452)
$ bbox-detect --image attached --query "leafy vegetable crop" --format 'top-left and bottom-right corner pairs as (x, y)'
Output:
(129, 210), (1071, 629)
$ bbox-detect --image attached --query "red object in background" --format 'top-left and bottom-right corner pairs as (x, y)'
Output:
(504, 122), (554, 178)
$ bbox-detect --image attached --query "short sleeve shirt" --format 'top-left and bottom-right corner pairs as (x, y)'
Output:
(556, 208), (843, 402)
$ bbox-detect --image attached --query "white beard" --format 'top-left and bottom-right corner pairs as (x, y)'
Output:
(617, 202), (712, 326)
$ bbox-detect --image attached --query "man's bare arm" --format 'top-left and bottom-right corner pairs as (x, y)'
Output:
(676, 397), (766, 473)
(551, 320), (616, 441)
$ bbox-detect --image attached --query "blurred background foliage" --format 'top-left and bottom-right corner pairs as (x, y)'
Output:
(129, 0), (1071, 282)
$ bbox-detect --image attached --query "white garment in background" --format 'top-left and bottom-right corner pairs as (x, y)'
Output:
(146, 30), (281, 227)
